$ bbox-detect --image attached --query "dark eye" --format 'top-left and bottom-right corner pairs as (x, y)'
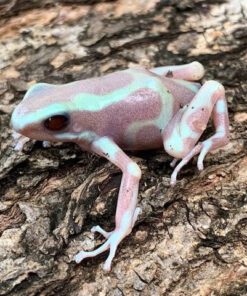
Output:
(44, 114), (70, 131)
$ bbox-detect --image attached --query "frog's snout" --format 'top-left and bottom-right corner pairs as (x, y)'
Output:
(11, 106), (19, 131)
(11, 104), (27, 132)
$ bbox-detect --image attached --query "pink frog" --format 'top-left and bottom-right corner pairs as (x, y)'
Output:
(11, 62), (229, 271)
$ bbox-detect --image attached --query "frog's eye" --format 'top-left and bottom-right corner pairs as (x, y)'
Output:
(44, 114), (70, 131)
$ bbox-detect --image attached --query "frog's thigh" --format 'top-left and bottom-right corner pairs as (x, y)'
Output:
(150, 61), (204, 81)
(163, 80), (229, 159)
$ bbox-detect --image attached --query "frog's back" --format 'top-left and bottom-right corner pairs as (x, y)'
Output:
(64, 68), (170, 150)
(69, 67), (200, 150)
(90, 67), (199, 150)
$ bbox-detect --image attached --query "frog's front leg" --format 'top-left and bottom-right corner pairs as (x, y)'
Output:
(163, 80), (229, 185)
(12, 132), (30, 151)
(75, 137), (141, 271)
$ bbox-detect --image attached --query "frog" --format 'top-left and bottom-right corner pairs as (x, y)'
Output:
(11, 61), (229, 271)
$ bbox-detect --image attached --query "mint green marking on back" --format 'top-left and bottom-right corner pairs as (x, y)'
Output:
(124, 77), (200, 146)
(16, 70), (161, 130)
(71, 72), (163, 111)
(124, 79), (174, 146)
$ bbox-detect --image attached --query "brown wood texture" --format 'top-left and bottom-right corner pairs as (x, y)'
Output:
(0, 1), (247, 295)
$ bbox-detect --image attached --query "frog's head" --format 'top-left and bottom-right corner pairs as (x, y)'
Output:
(11, 83), (73, 142)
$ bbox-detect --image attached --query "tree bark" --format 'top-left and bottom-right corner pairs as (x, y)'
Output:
(0, 1), (247, 295)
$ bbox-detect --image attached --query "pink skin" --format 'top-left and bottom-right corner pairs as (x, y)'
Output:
(71, 87), (163, 149)
(163, 81), (229, 185)
(136, 125), (162, 148)
(75, 139), (141, 271)
(11, 62), (229, 270)
(13, 72), (197, 149)
(150, 61), (205, 81)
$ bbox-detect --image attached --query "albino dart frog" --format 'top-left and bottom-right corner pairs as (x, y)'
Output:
(11, 62), (229, 271)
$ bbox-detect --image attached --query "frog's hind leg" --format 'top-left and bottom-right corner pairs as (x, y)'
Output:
(162, 80), (229, 185)
(150, 61), (205, 81)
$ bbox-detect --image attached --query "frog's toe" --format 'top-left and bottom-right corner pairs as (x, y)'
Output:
(170, 144), (202, 185)
(91, 225), (112, 238)
(75, 251), (87, 263)
(132, 207), (141, 227)
(42, 141), (51, 148)
(170, 170), (178, 186)
(12, 132), (22, 140)
(103, 244), (117, 271)
(197, 140), (213, 170)
(75, 239), (110, 264)
(197, 158), (204, 171)
(12, 133), (30, 151)
(170, 158), (178, 168)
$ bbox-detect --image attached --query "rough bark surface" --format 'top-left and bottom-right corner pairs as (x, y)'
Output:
(0, 0), (247, 295)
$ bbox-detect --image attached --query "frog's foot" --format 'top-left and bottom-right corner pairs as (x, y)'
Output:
(12, 132), (30, 151)
(170, 144), (202, 185)
(196, 134), (228, 171)
(75, 228), (128, 271)
(75, 207), (141, 271)
(170, 129), (229, 185)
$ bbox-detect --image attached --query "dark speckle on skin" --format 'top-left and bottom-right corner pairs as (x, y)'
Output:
(165, 70), (173, 78)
